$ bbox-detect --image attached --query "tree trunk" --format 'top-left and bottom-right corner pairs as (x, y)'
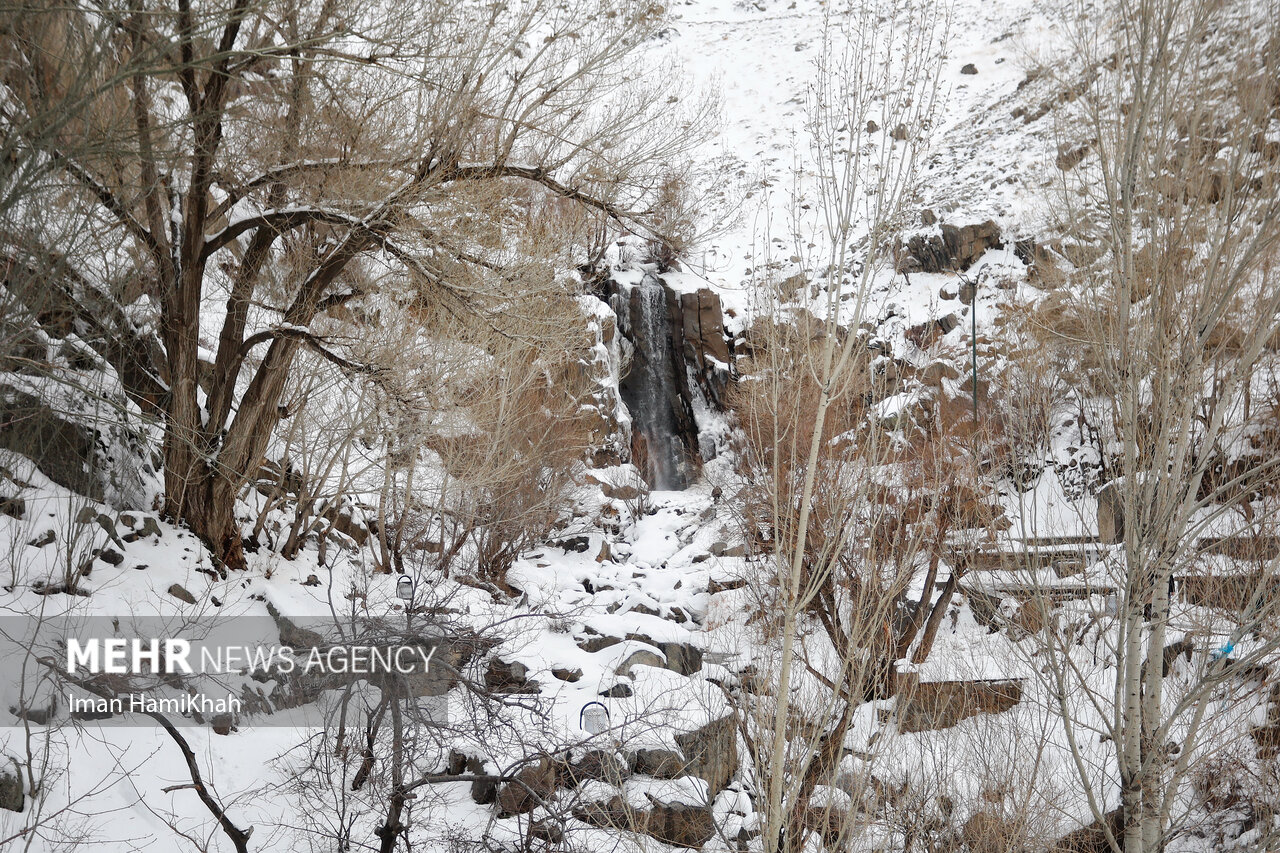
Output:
(893, 546), (941, 661)
(911, 571), (958, 665)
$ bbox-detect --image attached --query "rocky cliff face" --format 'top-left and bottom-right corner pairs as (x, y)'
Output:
(607, 274), (733, 489)
(898, 218), (1003, 273)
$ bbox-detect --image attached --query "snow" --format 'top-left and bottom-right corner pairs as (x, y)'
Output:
(1002, 468), (1097, 540)
(6, 0), (1279, 850)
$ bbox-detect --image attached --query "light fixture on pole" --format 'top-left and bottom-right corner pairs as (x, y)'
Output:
(397, 574), (415, 634)
(580, 701), (610, 735)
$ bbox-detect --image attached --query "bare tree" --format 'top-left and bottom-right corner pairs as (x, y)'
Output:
(724, 3), (949, 850)
(2, 0), (712, 571)
(1010, 0), (1280, 849)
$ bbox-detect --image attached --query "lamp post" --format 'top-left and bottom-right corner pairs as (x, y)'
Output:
(971, 272), (978, 423)
(580, 701), (610, 736)
(396, 574), (414, 634)
(958, 265), (986, 424)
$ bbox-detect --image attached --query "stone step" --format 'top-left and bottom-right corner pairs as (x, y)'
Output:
(895, 674), (1024, 733)
(962, 582), (1114, 604)
(949, 546), (1102, 573)
(1179, 572), (1280, 610)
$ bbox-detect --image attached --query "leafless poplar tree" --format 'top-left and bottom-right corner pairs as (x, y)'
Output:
(1012, 0), (1280, 848)
(726, 3), (949, 850)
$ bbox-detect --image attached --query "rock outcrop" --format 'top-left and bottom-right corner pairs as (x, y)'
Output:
(673, 714), (738, 799)
(574, 795), (715, 849)
(0, 762), (22, 812)
(896, 676), (1023, 733)
(899, 220), (1003, 273)
(608, 274), (733, 489)
(0, 383), (154, 509)
(674, 288), (732, 407)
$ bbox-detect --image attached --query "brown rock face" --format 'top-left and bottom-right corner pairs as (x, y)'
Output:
(609, 275), (733, 488)
(673, 714), (738, 799)
(573, 797), (714, 849)
(899, 220), (1003, 273)
(645, 802), (716, 848)
(896, 678), (1023, 733)
(496, 756), (558, 816)
(633, 748), (687, 778)
(485, 658), (537, 693)
(674, 287), (732, 405)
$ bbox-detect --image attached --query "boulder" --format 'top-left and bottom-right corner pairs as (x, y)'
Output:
(601, 482), (642, 501)
(896, 678), (1023, 733)
(710, 540), (747, 558)
(600, 683), (634, 698)
(0, 763), (22, 812)
(0, 496), (24, 519)
(673, 714), (739, 799)
(574, 795), (631, 831)
(618, 633), (703, 675)
(27, 530), (55, 548)
(633, 748), (687, 778)
(659, 641), (704, 676)
(0, 383), (151, 509)
(471, 774), (498, 805)
(645, 801), (716, 849)
(554, 535), (591, 553)
(167, 583), (197, 605)
(323, 507), (370, 547)
(936, 313), (961, 334)
(578, 635), (623, 653)
(448, 753), (496, 805)
(615, 648), (666, 677)
(564, 750), (627, 786)
(486, 659), (536, 693)
(266, 601), (324, 648)
(900, 220), (1002, 273)
(0, 385), (100, 500)
(575, 796), (714, 850)
(920, 361), (961, 387)
(123, 516), (162, 542)
(496, 755), (558, 816)
(529, 819), (563, 844)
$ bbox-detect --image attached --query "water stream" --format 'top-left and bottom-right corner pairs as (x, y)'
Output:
(618, 275), (688, 490)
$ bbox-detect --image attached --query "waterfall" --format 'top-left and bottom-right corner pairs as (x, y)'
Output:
(618, 275), (689, 490)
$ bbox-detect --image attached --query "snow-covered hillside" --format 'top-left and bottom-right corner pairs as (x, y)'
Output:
(3, 0), (1280, 851)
